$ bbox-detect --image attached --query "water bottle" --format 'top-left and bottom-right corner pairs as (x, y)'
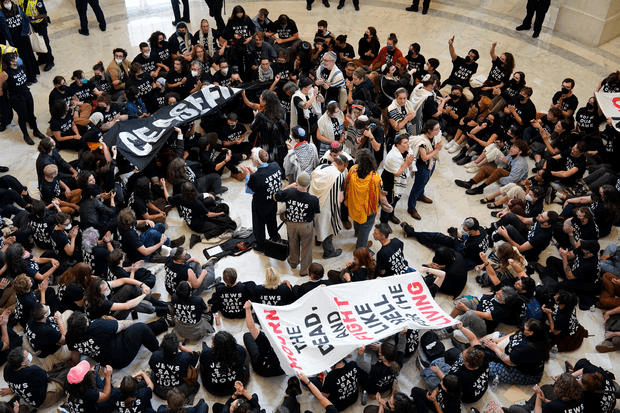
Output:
(590, 305), (596, 313)
(492, 375), (499, 391)
(551, 344), (558, 355)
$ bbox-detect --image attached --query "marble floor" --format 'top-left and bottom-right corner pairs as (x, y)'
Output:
(1, 0), (619, 411)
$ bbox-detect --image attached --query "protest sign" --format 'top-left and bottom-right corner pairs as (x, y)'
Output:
(595, 92), (620, 132)
(252, 271), (457, 375)
(103, 85), (240, 170)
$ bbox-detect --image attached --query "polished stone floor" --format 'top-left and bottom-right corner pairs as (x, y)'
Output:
(1, 0), (619, 411)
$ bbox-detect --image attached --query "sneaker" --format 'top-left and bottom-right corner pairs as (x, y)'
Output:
(323, 248), (342, 259)
(337, 3), (343, 8)
(170, 235), (186, 248)
(532, 31), (540, 38)
(0, 166), (8, 173)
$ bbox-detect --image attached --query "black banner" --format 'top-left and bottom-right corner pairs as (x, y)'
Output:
(103, 85), (241, 170)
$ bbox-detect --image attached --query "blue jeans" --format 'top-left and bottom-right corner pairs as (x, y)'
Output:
(421, 357), (451, 389)
(601, 244), (620, 277)
(408, 161), (434, 210)
(140, 223), (169, 260)
(354, 212), (376, 249)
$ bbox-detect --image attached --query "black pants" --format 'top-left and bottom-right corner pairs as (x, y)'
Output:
(13, 35), (39, 82)
(75, 0), (106, 32)
(243, 332), (284, 377)
(410, 0), (430, 11)
(522, 0), (551, 34)
(171, 0), (190, 22)
(403, 225), (459, 251)
(31, 21), (54, 65)
(204, 0), (224, 31)
(9, 92), (39, 138)
(0, 94), (11, 127)
(103, 323), (159, 369)
(251, 201), (279, 250)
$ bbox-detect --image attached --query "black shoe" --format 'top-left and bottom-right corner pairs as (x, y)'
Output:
(182, 18), (190, 23)
(447, 227), (458, 239)
(466, 186), (484, 195)
(322, 0), (330, 6)
(172, 20), (179, 26)
(454, 179), (473, 189)
(0, 124), (5, 132)
(532, 31), (540, 38)
(0, 166), (8, 173)
(323, 248), (342, 259)
(389, 215), (401, 225)
(170, 235), (186, 248)
(422, 8), (428, 14)
(216, 186), (228, 195)
(337, 2), (343, 8)
(23, 135), (34, 145)
(516, 24), (530, 31)
(43, 62), (54, 72)
(354, 4), (359, 10)
(99, 24), (106, 31)
(189, 234), (202, 249)
(307, 3), (311, 9)
(33, 130), (46, 140)
(456, 156), (471, 166)
(405, 5), (418, 11)
(452, 148), (468, 162)
(78, 29), (89, 36)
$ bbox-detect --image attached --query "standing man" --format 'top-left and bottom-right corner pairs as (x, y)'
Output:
(19, 0), (54, 71)
(516, 0), (551, 38)
(405, 0), (430, 14)
(242, 148), (282, 253)
(75, 0), (106, 36)
(171, 0), (190, 26)
(275, 172), (320, 277)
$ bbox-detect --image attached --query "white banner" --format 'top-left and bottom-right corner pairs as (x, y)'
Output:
(595, 92), (620, 132)
(252, 272), (457, 375)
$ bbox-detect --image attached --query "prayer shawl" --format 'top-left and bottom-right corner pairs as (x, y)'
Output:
(310, 164), (345, 240)
(290, 89), (321, 130)
(197, 29), (216, 56)
(317, 110), (345, 156)
(283, 141), (319, 182)
(409, 133), (440, 171)
(387, 99), (416, 135)
(409, 83), (434, 113)
(315, 64), (347, 108)
(383, 146), (415, 197)
(175, 30), (191, 54)
(344, 165), (381, 224)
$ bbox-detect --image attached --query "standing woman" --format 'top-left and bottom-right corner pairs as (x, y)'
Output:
(0, 53), (46, 145)
(407, 119), (442, 220)
(316, 101), (345, 157)
(344, 148), (382, 249)
(19, 0), (54, 71)
(0, 0), (39, 83)
(249, 89), (288, 167)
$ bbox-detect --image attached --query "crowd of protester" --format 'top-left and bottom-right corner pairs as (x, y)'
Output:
(0, 1), (619, 412)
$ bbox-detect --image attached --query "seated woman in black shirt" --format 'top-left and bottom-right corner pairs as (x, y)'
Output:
(49, 100), (83, 151)
(200, 331), (248, 396)
(482, 318), (549, 385)
(64, 360), (114, 413)
(363, 339), (405, 396)
(542, 290), (587, 352)
(149, 333), (199, 400)
(110, 372), (155, 413)
(12, 274), (46, 327)
(327, 247), (376, 283)
(249, 267), (294, 306)
(56, 263), (91, 313)
(172, 281), (213, 342)
(85, 277), (155, 321)
(25, 303), (71, 372)
(411, 374), (462, 413)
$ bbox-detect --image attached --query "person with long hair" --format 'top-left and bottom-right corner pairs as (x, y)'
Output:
(110, 372), (155, 413)
(344, 149), (382, 249)
(199, 330), (248, 396)
(542, 290), (588, 352)
(248, 267), (294, 306)
(478, 42), (514, 99)
(85, 277), (156, 321)
(249, 89), (288, 166)
(482, 318), (549, 385)
(171, 281), (213, 342)
(362, 339), (405, 396)
(341, 247), (376, 281)
(407, 119), (443, 220)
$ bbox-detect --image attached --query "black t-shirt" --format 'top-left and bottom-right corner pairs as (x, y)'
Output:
(118, 227), (145, 263)
(294, 279), (331, 298)
(65, 385), (101, 413)
(552, 306), (578, 337)
(505, 331), (545, 376)
(68, 318), (118, 362)
(582, 363), (616, 413)
(168, 195), (207, 232)
(445, 56), (478, 87)
(406, 52), (425, 72)
(69, 81), (96, 102)
(435, 386), (462, 413)
(86, 297), (114, 320)
(14, 291), (37, 326)
(126, 73), (155, 100)
(486, 57), (509, 86)
(526, 222), (553, 259)
(164, 258), (190, 296)
(26, 317), (62, 358)
(275, 189), (320, 223)
(247, 164), (281, 210)
(30, 211), (55, 249)
(376, 239), (409, 277)
(560, 153), (586, 185)
(366, 360), (400, 395)
(250, 284), (295, 306)
(111, 384), (153, 413)
(172, 295), (207, 324)
(4, 364), (47, 407)
(223, 16), (255, 41)
(571, 254), (600, 284)
(513, 99), (537, 125)
(449, 355), (489, 403)
(542, 399), (584, 413)
(208, 282), (251, 319)
(40, 178), (61, 204)
(49, 86), (71, 111)
(149, 349), (198, 389)
(166, 69), (191, 99)
(439, 252), (468, 298)
(132, 53), (158, 74)
(268, 20), (298, 39)
(322, 361), (363, 411)
(552, 92), (579, 114)
(199, 344), (247, 396)
(251, 332), (283, 375)
(50, 111), (74, 136)
(463, 232), (490, 264)
(477, 294), (506, 332)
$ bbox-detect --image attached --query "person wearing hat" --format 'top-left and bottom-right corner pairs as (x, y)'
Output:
(316, 100), (345, 157)
(373, 223), (413, 277)
(283, 125), (319, 183)
(402, 216), (489, 270)
(380, 134), (415, 225)
(275, 172), (320, 277)
(241, 148), (283, 253)
(169, 22), (193, 60)
(315, 51), (345, 106)
(65, 360), (114, 411)
(1, 347), (64, 409)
